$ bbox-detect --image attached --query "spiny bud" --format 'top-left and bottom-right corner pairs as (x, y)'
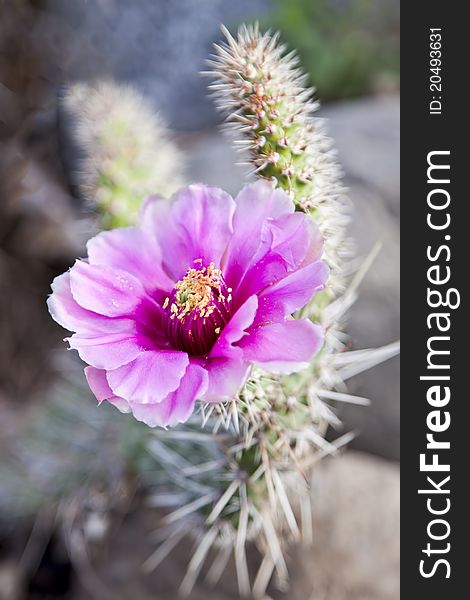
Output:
(207, 24), (351, 296)
(62, 81), (184, 229)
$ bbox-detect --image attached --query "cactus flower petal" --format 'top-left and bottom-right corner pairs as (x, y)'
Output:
(48, 181), (327, 427)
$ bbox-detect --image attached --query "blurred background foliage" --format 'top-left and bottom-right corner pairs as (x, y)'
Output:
(267, 0), (399, 100)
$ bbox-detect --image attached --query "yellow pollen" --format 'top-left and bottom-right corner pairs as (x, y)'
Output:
(172, 261), (225, 323)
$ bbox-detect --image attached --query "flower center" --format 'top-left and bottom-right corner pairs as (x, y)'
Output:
(163, 260), (232, 356)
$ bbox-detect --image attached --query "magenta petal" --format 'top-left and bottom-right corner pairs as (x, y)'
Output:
(201, 357), (250, 403)
(299, 216), (325, 267)
(234, 251), (290, 308)
(47, 271), (92, 332)
(239, 319), (324, 373)
(68, 331), (144, 370)
(141, 184), (235, 281)
(254, 261), (329, 325)
(129, 363), (208, 427)
(84, 366), (113, 403)
(70, 260), (146, 317)
(224, 181), (294, 288)
(234, 212), (324, 304)
(106, 350), (189, 404)
(211, 295), (258, 359)
(48, 272), (132, 334)
(87, 227), (173, 293)
(132, 297), (173, 349)
(84, 367), (130, 413)
(266, 212), (320, 269)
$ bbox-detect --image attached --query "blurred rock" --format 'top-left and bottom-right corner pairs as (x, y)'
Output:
(0, 561), (23, 600)
(322, 97), (400, 460)
(33, 0), (271, 131)
(0, 1), (87, 402)
(0, 136), (84, 402)
(290, 451), (400, 600)
(177, 129), (245, 195)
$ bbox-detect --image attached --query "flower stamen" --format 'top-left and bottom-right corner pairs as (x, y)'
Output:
(164, 260), (232, 355)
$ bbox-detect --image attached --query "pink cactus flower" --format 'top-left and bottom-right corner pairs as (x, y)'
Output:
(47, 181), (328, 427)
